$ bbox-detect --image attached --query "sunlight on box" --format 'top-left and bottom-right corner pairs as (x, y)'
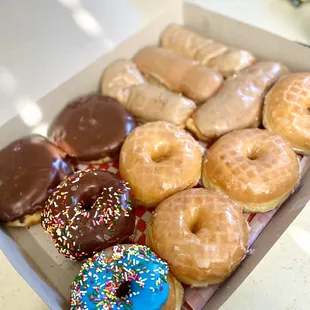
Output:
(16, 98), (43, 127)
(73, 9), (102, 37)
(57, 0), (80, 9)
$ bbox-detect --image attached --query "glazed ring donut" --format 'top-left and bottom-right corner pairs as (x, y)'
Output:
(263, 73), (310, 155)
(119, 121), (203, 207)
(70, 244), (184, 309)
(41, 170), (135, 260)
(147, 188), (249, 286)
(202, 129), (299, 213)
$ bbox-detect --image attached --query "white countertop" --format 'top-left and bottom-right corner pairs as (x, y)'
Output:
(1, 0), (310, 309)
(221, 200), (310, 310)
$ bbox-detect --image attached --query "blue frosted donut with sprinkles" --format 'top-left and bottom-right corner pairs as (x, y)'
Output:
(70, 244), (183, 309)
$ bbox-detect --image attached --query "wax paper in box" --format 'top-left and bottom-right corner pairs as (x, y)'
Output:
(74, 144), (309, 310)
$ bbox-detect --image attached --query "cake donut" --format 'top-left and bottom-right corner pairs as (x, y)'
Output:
(70, 244), (184, 309)
(119, 121), (203, 207)
(202, 129), (299, 213)
(160, 24), (256, 77)
(147, 188), (249, 286)
(41, 170), (135, 260)
(263, 73), (310, 155)
(187, 61), (289, 142)
(0, 135), (73, 227)
(133, 46), (223, 103)
(48, 95), (135, 164)
(101, 59), (196, 127)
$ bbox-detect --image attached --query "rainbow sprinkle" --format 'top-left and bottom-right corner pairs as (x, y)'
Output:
(41, 170), (134, 260)
(70, 245), (169, 310)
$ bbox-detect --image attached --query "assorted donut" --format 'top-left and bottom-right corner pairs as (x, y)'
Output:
(41, 170), (135, 260)
(1, 23), (309, 309)
(119, 121), (203, 207)
(70, 244), (183, 309)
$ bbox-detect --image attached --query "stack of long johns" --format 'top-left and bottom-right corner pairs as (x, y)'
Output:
(102, 25), (288, 143)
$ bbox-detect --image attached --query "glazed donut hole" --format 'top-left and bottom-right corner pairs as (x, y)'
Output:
(149, 142), (173, 163)
(186, 210), (205, 236)
(245, 145), (260, 161)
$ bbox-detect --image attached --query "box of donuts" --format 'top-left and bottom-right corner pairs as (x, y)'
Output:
(1, 2), (310, 310)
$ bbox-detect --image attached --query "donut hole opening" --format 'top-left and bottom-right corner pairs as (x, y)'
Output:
(79, 187), (102, 210)
(117, 281), (131, 299)
(247, 152), (258, 161)
(190, 221), (201, 235)
(80, 195), (98, 210)
(246, 146), (260, 161)
(151, 153), (171, 163)
(307, 107), (310, 114)
(151, 144), (172, 163)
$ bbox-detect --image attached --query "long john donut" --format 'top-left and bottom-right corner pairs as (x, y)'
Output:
(133, 46), (223, 103)
(187, 61), (289, 142)
(160, 24), (256, 77)
(101, 59), (196, 127)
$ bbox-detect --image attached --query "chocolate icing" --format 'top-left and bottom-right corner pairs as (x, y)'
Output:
(0, 135), (73, 222)
(41, 170), (135, 260)
(48, 95), (135, 162)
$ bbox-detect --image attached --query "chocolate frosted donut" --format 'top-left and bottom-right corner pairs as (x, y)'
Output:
(48, 95), (135, 163)
(0, 135), (73, 227)
(41, 170), (135, 260)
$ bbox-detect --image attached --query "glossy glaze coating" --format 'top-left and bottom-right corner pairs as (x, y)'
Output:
(147, 188), (249, 286)
(207, 48), (256, 77)
(119, 121), (203, 207)
(0, 134), (73, 223)
(133, 46), (223, 103)
(101, 59), (196, 126)
(190, 61), (289, 142)
(70, 245), (175, 310)
(202, 129), (299, 213)
(41, 170), (135, 260)
(263, 73), (310, 155)
(48, 95), (135, 162)
(101, 59), (146, 104)
(161, 24), (255, 76)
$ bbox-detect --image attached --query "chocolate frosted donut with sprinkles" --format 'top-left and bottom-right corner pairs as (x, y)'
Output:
(41, 170), (135, 260)
(70, 244), (184, 310)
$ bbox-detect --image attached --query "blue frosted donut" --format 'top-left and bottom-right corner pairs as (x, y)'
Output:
(70, 244), (171, 309)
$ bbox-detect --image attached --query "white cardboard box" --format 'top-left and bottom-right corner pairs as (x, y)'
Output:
(1, 2), (310, 309)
